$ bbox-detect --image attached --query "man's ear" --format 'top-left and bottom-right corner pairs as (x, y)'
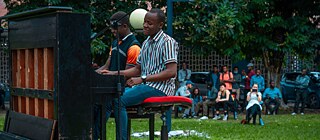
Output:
(159, 22), (164, 29)
(123, 24), (128, 29)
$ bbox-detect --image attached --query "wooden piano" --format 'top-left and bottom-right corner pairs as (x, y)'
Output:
(2, 6), (124, 139)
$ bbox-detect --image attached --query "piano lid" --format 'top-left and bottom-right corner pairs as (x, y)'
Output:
(1, 6), (72, 20)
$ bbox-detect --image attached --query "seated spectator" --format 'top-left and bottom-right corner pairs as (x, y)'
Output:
(213, 83), (230, 121)
(197, 87), (217, 120)
(263, 80), (282, 115)
(175, 80), (194, 118)
(245, 84), (264, 125)
(175, 80), (193, 97)
(184, 88), (203, 118)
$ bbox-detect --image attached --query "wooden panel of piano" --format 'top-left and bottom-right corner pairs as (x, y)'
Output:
(11, 48), (54, 119)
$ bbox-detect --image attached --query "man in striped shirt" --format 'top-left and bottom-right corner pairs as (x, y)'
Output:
(103, 8), (179, 140)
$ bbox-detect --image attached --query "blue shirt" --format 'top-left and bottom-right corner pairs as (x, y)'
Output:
(263, 87), (282, 99)
(175, 86), (191, 97)
(232, 73), (242, 89)
(208, 72), (220, 90)
(178, 69), (191, 83)
(191, 94), (203, 104)
(250, 75), (265, 91)
(295, 75), (310, 89)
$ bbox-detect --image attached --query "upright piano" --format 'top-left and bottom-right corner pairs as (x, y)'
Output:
(3, 6), (124, 139)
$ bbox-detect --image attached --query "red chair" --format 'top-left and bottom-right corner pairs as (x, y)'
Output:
(128, 96), (192, 140)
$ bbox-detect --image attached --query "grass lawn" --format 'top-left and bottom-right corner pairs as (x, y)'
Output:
(108, 113), (320, 140)
(0, 113), (319, 140)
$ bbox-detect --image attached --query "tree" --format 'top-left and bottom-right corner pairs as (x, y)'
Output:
(172, 0), (320, 87)
(4, 0), (320, 85)
(3, 0), (151, 65)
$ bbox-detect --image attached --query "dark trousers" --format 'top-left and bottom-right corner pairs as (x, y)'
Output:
(0, 90), (5, 108)
(215, 101), (228, 115)
(265, 98), (280, 113)
(294, 88), (308, 113)
(246, 104), (261, 124)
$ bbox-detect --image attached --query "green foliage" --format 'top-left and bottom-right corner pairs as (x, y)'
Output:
(173, 0), (319, 62)
(91, 38), (108, 62)
(3, 0), (150, 65)
(4, 0), (319, 67)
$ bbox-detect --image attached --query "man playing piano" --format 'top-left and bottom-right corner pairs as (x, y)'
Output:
(93, 11), (141, 140)
(95, 11), (141, 73)
(102, 8), (179, 140)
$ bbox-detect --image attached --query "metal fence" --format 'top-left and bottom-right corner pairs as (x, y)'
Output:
(178, 46), (317, 74)
(0, 30), (9, 84)
(178, 46), (232, 72)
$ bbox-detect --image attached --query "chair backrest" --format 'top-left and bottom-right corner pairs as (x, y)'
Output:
(4, 111), (56, 140)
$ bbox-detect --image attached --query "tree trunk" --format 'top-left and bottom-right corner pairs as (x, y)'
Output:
(262, 50), (289, 108)
(262, 50), (283, 87)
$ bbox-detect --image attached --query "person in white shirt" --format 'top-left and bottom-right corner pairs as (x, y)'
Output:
(245, 83), (264, 125)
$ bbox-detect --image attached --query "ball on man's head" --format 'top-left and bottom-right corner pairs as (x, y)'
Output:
(129, 8), (148, 30)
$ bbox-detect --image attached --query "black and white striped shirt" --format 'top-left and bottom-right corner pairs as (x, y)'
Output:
(137, 30), (179, 96)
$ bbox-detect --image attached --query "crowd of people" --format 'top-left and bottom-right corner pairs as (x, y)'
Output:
(174, 62), (309, 126)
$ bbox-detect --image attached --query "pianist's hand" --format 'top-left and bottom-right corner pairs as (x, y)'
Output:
(95, 69), (103, 74)
(126, 77), (143, 87)
(99, 70), (116, 75)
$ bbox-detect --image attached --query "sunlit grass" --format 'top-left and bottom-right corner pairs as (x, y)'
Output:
(108, 113), (320, 140)
(0, 113), (319, 140)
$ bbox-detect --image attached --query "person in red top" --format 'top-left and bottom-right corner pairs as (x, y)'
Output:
(241, 63), (255, 112)
(244, 63), (255, 92)
(219, 65), (233, 91)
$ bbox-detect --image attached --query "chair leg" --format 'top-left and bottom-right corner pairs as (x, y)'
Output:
(174, 106), (179, 118)
(149, 113), (155, 140)
(128, 119), (131, 140)
(160, 113), (168, 140)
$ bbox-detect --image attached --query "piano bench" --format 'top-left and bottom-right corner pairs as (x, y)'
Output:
(130, 96), (192, 140)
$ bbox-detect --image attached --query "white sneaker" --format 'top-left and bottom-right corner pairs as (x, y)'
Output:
(199, 116), (208, 120)
(267, 111), (271, 115)
(223, 115), (228, 121)
(212, 115), (221, 120)
(182, 114), (188, 119)
(301, 113), (304, 115)
(291, 112), (296, 115)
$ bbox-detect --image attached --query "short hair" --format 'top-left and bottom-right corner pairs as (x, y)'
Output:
(270, 80), (275, 84)
(233, 66), (238, 69)
(213, 65), (218, 68)
(149, 8), (166, 23)
(110, 11), (130, 26)
(220, 83), (226, 87)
